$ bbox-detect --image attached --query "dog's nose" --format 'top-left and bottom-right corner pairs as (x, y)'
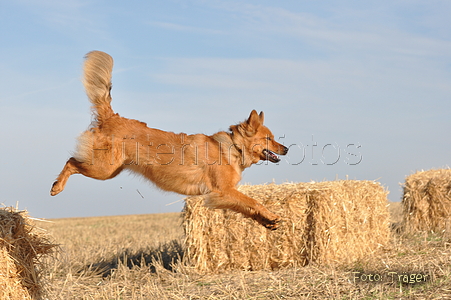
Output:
(281, 145), (289, 155)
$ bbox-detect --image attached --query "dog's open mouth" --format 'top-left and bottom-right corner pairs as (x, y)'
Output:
(263, 149), (280, 163)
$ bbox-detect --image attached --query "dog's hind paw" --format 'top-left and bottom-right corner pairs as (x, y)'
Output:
(50, 181), (63, 196)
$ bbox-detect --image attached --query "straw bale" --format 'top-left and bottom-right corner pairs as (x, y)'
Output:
(183, 180), (390, 273)
(0, 207), (56, 300)
(402, 168), (451, 233)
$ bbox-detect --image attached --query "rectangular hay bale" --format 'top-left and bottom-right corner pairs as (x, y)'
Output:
(183, 180), (390, 273)
(402, 168), (451, 233)
(0, 207), (56, 300)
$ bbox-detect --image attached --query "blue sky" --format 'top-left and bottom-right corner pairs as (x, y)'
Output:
(1, 0), (450, 219)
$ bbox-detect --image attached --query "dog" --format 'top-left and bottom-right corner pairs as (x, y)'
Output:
(50, 51), (288, 230)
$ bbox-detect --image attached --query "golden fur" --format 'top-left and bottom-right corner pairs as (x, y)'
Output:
(51, 51), (288, 229)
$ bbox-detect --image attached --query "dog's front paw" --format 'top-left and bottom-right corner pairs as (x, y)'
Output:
(258, 215), (281, 230)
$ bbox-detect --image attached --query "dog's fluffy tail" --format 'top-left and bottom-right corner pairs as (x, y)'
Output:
(83, 51), (115, 125)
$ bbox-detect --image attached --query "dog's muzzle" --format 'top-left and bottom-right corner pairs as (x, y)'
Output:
(263, 149), (281, 163)
(263, 146), (289, 163)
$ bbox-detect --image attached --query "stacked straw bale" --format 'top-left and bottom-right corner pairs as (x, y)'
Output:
(183, 180), (390, 273)
(402, 168), (451, 233)
(0, 207), (56, 300)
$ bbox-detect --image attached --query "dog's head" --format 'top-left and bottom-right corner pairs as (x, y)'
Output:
(230, 110), (288, 165)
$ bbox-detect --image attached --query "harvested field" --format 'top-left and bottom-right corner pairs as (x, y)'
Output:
(31, 197), (451, 299)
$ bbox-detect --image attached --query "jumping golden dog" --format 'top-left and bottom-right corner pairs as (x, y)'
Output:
(50, 51), (288, 229)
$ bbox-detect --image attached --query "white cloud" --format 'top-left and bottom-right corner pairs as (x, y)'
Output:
(198, 0), (451, 59)
(149, 21), (225, 35)
(150, 54), (450, 103)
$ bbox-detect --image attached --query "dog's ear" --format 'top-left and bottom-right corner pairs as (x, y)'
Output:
(244, 110), (262, 136)
(247, 110), (262, 127)
(259, 111), (264, 124)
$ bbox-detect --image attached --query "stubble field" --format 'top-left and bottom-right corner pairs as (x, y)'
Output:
(37, 202), (451, 299)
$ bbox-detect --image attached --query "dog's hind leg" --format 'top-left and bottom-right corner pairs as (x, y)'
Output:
(50, 157), (83, 196)
(204, 189), (281, 230)
(50, 156), (124, 196)
(50, 130), (124, 196)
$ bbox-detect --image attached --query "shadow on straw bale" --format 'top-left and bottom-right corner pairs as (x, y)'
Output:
(402, 168), (451, 234)
(183, 180), (390, 273)
(81, 239), (184, 277)
(0, 207), (56, 300)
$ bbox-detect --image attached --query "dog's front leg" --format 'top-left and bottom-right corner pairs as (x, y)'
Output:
(204, 189), (280, 230)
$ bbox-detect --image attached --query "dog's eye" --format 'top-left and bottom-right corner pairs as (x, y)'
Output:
(266, 137), (272, 141)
